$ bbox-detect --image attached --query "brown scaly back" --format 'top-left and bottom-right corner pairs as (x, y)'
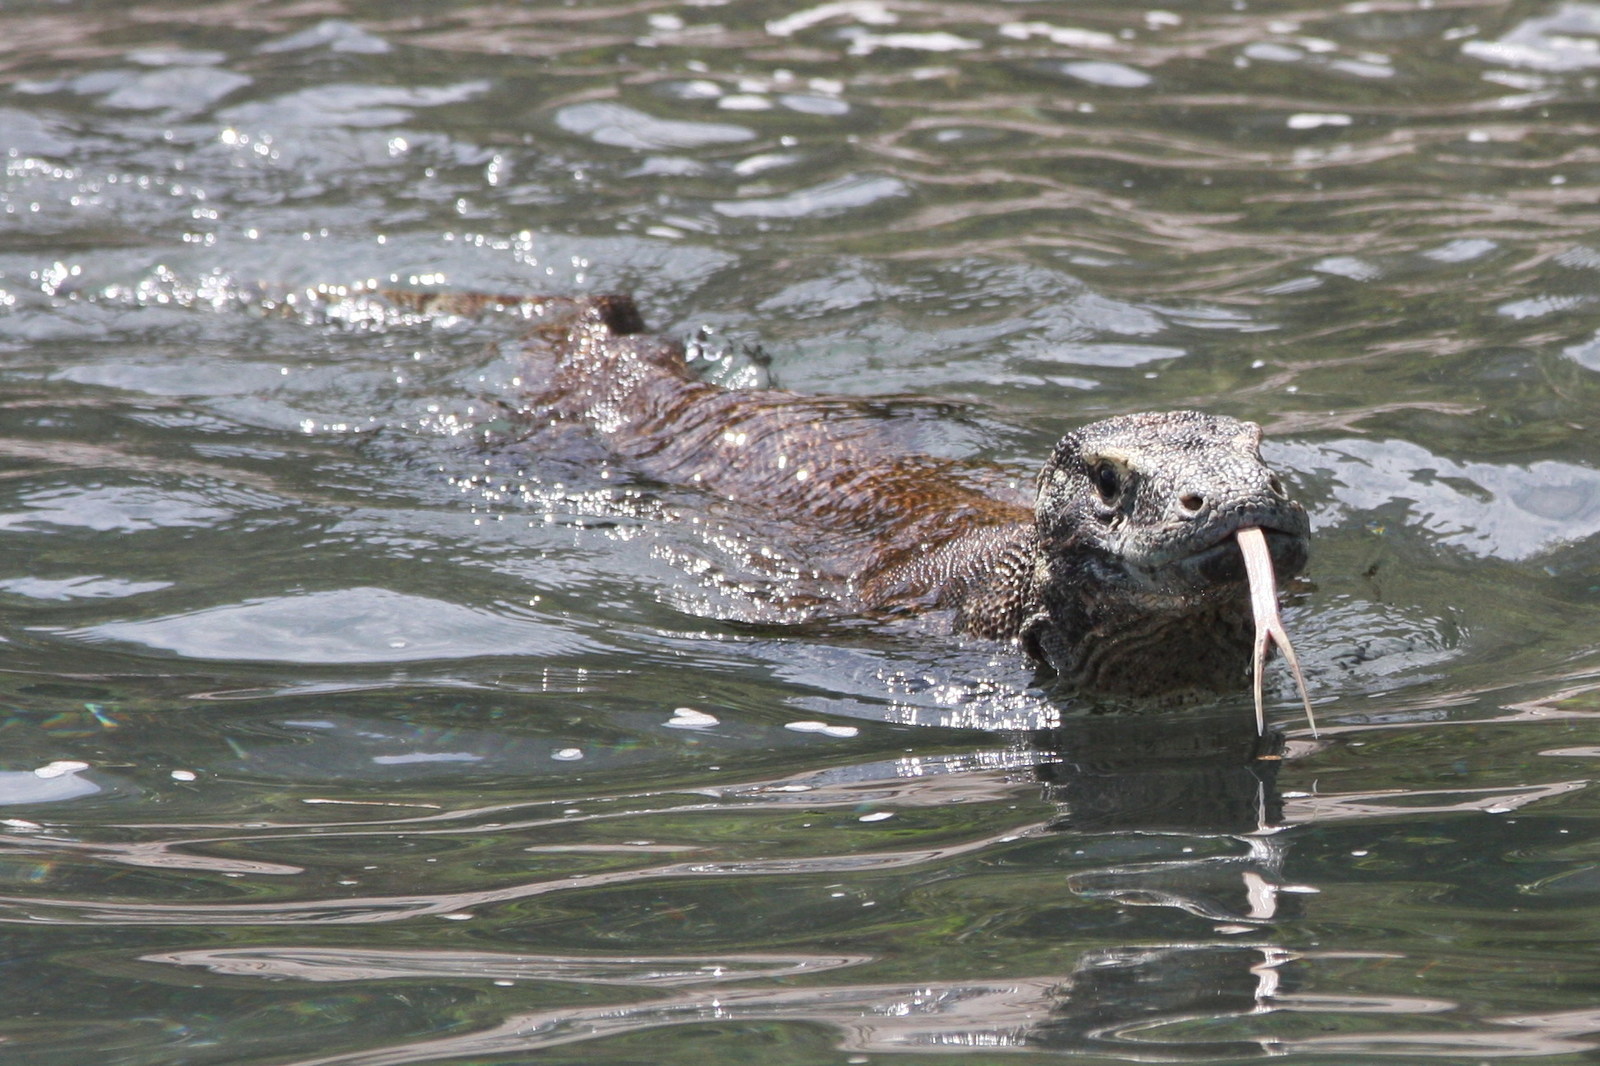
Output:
(512, 294), (1036, 619)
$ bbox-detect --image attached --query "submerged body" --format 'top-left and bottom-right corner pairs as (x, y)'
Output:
(474, 293), (1310, 705)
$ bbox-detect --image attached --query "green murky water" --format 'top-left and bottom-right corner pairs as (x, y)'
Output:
(5, 0), (1600, 1062)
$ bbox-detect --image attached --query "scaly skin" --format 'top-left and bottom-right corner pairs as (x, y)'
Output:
(463, 293), (1310, 702)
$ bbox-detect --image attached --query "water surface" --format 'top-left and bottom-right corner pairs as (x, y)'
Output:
(5, 0), (1600, 1062)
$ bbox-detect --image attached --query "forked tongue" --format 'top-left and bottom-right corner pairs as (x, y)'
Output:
(1236, 526), (1317, 737)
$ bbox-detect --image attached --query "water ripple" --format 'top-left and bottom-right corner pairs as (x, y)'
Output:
(146, 945), (870, 985)
(58, 588), (594, 664)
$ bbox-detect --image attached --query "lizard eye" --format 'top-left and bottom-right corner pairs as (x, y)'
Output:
(1090, 460), (1121, 504)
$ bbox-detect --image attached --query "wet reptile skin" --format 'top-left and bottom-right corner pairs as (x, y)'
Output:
(440, 293), (1311, 701)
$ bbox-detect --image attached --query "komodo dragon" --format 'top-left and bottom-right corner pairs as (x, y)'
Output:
(380, 290), (1314, 727)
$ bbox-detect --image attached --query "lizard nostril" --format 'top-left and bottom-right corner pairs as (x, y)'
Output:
(1180, 492), (1204, 513)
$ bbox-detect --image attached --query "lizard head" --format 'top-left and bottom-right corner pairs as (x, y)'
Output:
(1034, 410), (1309, 590)
(1023, 410), (1310, 697)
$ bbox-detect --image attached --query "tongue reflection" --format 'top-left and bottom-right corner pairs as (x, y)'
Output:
(1237, 526), (1316, 736)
